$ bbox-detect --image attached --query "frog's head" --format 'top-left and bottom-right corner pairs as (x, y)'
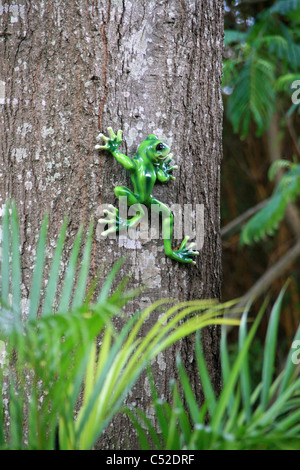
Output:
(138, 134), (170, 163)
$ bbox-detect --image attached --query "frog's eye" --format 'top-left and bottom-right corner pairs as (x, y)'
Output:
(156, 143), (164, 152)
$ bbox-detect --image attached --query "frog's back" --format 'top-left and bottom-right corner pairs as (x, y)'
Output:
(131, 153), (156, 203)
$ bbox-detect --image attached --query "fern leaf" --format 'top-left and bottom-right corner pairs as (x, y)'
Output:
(268, 160), (293, 181)
(255, 35), (289, 60)
(227, 56), (275, 138)
(241, 193), (288, 245)
(241, 165), (300, 244)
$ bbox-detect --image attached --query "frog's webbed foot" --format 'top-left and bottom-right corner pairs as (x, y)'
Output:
(95, 127), (123, 152)
(171, 236), (199, 265)
(98, 204), (127, 236)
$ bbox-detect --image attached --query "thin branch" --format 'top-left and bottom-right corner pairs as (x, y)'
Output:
(227, 240), (300, 326)
(242, 240), (300, 305)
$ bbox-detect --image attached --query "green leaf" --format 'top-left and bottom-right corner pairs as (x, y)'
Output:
(42, 218), (67, 316)
(177, 354), (202, 422)
(261, 284), (288, 410)
(123, 408), (152, 450)
(97, 258), (125, 303)
(72, 221), (93, 309)
(268, 160), (293, 181)
(211, 305), (265, 433)
(239, 305), (252, 423)
(227, 55), (275, 138)
(11, 203), (21, 315)
(279, 323), (300, 393)
(1, 202), (10, 305)
(58, 226), (83, 313)
(28, 215), (48, 321)
(9, 378), (23, 449)
(172, 384), (192, 447)
(220, 324), (234, 415)
(194, 332), (217, 416)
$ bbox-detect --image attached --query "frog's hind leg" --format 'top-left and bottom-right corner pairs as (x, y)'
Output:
(150, 196), (199, 265)
(115, 186), (146, 229)
(100, 186), (145, 236)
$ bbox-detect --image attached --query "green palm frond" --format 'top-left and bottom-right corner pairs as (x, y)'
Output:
(129, 286), (300, 450)
(69, 299), (240, 450)
(241, 164), (300, 245)
(0, 202), (96, 326)
(0, 200), (240, 450)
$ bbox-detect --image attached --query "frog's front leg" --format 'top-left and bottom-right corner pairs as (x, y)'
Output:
(156, 154), (178, 182)
(95, 127), (135, 172)
(99, 186), (145, 236)
(150, 196), (199, 265)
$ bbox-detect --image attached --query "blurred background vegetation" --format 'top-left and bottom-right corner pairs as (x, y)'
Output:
(221, 0), (300, 362)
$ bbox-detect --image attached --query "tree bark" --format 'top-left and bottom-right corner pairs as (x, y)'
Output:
(0, 0), (224, 449)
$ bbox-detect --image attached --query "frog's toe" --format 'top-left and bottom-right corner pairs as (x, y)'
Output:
(101, 226), (117, 237)
(187, 242), (196, 250)
(99, 218), (115, 225)
(186, 247), (199, 257)
(95, 144), (108, 150)
(179, 236), (190, 251)
(103, 209), (117, 218)
(96, 133), (109, 142)
(116, 130), (123, 143)
(182, 254), (197, 265)
(108, 127), (117, 140)
(184, 252), (198, 265)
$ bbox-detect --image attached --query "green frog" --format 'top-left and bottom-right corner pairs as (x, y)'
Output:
(95, 127), (199, 265)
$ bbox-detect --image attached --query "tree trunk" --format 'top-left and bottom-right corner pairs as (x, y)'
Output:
(0, 0), (224, 449)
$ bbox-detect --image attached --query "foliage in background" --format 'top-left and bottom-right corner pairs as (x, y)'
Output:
(221, 0), (300, 322)
(223, 0), (300, 138)
(0, 202), (240, 450)
(241, 160), (300, 244)
(128, 287), (300, 450)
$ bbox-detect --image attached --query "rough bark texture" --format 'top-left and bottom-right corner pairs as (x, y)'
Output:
(0, 0), (224, 449)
